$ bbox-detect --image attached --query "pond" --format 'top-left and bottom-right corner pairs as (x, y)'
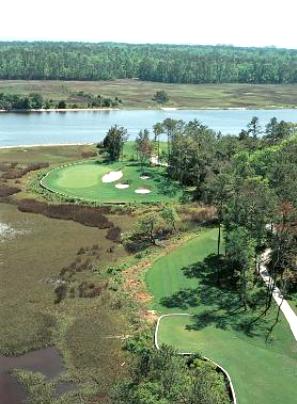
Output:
(0, 347), (74, 404)
(0, 109), (297, 147)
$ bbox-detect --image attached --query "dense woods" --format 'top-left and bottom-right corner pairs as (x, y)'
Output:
(2, 42), (297, 83)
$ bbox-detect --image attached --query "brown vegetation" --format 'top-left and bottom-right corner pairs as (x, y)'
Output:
(81, 150), (97, 159)
(179, 205), (217, 224)
(106, 226), (122, 243)
(1, 162), (49, 179)
(17, 199), (114, 228)
(0, 184), (21, 197)
(78, 281), (108, 298)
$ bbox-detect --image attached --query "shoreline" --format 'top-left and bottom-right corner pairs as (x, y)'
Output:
(0, 106), (296, 113)
(0, 142), (96, 149)
(0, 107), (120, 113)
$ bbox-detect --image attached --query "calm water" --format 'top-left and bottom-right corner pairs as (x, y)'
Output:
(1, 109), (297, 147)
(0, 347), (75, 404)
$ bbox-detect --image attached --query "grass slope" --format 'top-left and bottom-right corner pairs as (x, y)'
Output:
(1, 79), (297, 109)
(146, 228), (297, 404)
(41, 160), (182, 203)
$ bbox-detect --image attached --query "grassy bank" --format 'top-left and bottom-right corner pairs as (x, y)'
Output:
(1, 79), (297, 109)
(146, 228), (297, 404)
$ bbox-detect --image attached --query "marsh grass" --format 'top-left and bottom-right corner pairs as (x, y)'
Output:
(1, 79), (297, 109)
(0, 202), (134, 398)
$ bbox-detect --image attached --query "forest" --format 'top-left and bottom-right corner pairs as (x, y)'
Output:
(1, 42), (297, 83)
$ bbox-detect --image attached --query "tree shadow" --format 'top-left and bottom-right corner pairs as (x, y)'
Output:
(160, 288), (200, 310)
(160, 253), (271, 338)
(186, 309), (270, 338)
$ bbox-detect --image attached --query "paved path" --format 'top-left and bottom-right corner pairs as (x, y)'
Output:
(150, 155), (168, 167)
(259, 249), (297, 341)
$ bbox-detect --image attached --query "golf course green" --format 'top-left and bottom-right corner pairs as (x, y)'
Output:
(146, 228), (297, 404)
(40, 160), (182, 203)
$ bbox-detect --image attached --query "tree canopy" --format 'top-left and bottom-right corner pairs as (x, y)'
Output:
(2, 42), (297, 84)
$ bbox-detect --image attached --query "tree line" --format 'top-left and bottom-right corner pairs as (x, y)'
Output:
(2, 42), (297, 83)
(0, 92), (121, 110)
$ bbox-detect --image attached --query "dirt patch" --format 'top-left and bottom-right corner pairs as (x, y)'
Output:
(17, 199), (114, 229)
(142, 309), (158, 324)
(135, 291), (151, 303)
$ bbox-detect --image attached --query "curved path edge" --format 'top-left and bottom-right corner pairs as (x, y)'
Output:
(155, 313), (237, 404)
(260, 249), (297, 341)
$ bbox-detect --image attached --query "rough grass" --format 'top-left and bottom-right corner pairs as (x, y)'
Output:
(0, 144), (96, 164)
(146, 228), (297, 404)
(1, 79), (297, 108)
(41, 160), (182, 203)
(0, 202), (133, 398)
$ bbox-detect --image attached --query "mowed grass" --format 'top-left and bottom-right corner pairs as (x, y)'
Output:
(41, 160), (182, 203)
(145, 228), (297, 404)
(1, 79), (297, 108)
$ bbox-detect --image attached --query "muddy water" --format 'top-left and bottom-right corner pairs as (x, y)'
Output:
(0, 373), (26, 404)
(0, 347), (71, 404)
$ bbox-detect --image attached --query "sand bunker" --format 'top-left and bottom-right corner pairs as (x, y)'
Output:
(140, 175), (151, 180)
(135, 188), (151, 194)
(115, 183), (130, 189)
(102, 170), (123, 183)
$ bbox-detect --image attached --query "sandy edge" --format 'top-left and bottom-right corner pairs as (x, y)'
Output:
(135, 188), (151, 194)
(102, 170), (123, 183)
(0, 108), (120, 113)
(0, 142), (96, 149)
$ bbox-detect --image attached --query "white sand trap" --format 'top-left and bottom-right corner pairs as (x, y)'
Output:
(115, 183), (130, 189)
(140, 175), (151, 180)
(135, 188), (151, 194)
(102, 170), (123, 183)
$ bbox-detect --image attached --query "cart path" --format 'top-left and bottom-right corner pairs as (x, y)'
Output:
(259, 249), (297, 341)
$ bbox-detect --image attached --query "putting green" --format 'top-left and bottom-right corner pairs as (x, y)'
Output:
(146, 229), (297, 404)
(41, 160), (182, 203)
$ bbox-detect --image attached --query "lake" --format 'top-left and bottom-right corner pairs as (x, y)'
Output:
(1, 109), (297, 147)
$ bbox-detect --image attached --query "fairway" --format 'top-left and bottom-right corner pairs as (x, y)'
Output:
(41, 160), (182, 203)
(146, 229), (297, 404)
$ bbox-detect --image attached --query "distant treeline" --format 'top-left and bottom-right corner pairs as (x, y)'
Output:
(0, 92), (121, 110)
(1, 42), (297, 84)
